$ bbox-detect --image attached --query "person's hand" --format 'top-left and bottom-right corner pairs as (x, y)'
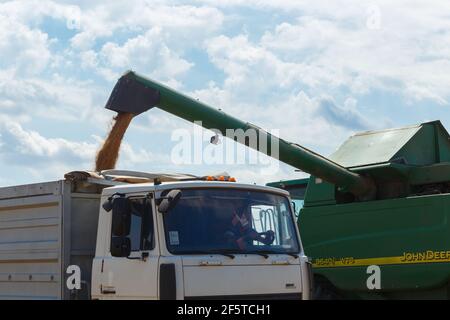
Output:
(224, 230), (236, 243)
(257, 230), (275, 245)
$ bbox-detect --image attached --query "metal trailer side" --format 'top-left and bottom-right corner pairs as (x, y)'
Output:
(0, 178), (110, 300)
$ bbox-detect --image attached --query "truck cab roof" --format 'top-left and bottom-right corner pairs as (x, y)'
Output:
(102, 180), (290, 197)
(63, 170), (289, 197)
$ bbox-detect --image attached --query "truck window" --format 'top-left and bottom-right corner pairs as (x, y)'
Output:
(251, 202), (293, 247)
(128, 198), (154, 251)
(163, 188), (300, 255)
(291, 199), (304, 217)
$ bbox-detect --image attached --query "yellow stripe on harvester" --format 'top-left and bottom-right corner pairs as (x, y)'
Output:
(312, 250), (450, 268)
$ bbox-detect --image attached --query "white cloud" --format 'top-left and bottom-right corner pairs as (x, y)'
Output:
(0, 70), (110, 125)
(264, 4), (450, 103)
(195, 36), (377, 150)
(64, 2), (223, 82)
(0, 0), (224, 81)
(0, 0), (80, 23)
(97, 27), (193, 81)
(0, 117), (170, 174)
(0, 117), (96, 167)
(2, 0), (450, 187)
(197, 1), (450, 106)
(118, 142), (171, 167)
(68, 2), (224, 49)
(191, 82), (362, 153)
(0, 15), (51, 75)
(228, 166), (307, 186)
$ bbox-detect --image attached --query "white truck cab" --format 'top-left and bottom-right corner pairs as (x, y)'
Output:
(91, 180), (311, 300)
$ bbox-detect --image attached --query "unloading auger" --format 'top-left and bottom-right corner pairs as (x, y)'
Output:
(104, 70), (376, 200)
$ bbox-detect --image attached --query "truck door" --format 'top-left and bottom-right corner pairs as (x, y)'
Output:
(97, 196), (159, 299)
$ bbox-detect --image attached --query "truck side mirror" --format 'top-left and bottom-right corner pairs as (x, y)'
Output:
(110, 236), (131, 257)
(111, 197), (131, 236)
(158, 189), (182, 213)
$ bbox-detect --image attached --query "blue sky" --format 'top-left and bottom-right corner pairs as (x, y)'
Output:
(1, 0), (450, 186)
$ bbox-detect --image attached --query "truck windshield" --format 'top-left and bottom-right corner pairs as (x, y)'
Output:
(162, 188), (300, 255)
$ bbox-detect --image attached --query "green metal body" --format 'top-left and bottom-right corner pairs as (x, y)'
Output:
(106, 71), (450, 299)
(267, 179), (308, 217)
(269, 122), (450, 299)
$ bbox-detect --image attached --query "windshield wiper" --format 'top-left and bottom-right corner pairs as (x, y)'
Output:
(194, 250), (235, 259)
(215, 251), (235, 259)
(245, 250), (299, 259)
(244, 251), (270, 259)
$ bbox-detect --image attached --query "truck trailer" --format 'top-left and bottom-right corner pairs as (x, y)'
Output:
(0, 170), (311, 299)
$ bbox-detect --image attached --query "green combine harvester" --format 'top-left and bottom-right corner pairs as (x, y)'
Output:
(268, 122), (450, 299)
(106, 70), (450, 299)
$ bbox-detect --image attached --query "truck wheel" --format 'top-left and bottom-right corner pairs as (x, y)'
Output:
(313, 276), (342, 300)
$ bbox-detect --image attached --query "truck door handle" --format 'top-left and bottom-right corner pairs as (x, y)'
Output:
(101, 286), (116, 294)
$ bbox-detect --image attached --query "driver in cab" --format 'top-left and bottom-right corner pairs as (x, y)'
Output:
(224, 202), (275, 250)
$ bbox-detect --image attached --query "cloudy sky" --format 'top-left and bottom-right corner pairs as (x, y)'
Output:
(1, 0), (450, 187)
